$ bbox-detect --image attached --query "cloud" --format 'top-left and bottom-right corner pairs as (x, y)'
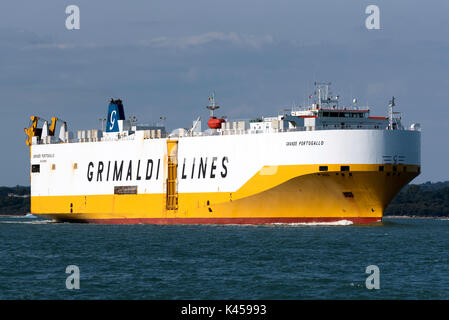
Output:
(17, 32), (275, 51)
(140, 32), (274, 49)
(179, 67), (199, 83)
(0, 28), (53, 47)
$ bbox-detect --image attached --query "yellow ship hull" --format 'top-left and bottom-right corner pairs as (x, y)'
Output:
(32, 163), (419, 224)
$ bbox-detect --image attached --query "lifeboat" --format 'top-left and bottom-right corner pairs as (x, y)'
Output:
(208, 116), (225, 129)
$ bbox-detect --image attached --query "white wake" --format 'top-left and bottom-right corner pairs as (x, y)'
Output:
(272, 220), (354, 226)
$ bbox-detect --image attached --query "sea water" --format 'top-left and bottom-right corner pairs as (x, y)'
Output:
(0, 215), (448, 299)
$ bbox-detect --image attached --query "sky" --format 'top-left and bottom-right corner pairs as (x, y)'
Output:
(0, 0), (448, 186)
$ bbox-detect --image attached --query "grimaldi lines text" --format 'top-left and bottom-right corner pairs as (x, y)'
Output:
(85, 156), (228, 182)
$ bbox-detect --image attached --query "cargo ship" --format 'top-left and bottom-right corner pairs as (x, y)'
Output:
(25, 82), (421, 224)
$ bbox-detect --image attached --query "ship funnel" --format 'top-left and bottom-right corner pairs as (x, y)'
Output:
(106, 99), (126, 133)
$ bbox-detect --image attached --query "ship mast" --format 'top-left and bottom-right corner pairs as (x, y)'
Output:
(314, 82), (338, 108)
(388, 96), (395, 130)
(206, 91), (226, 129)
(206, 91), (219, 117)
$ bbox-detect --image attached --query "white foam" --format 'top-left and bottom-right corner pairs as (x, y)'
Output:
(180, 220), (355, 227)
(0, 220), (54, 225)
(272, 220), (354, 226)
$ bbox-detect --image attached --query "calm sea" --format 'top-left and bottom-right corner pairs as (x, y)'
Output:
(0, 215), (448, 299)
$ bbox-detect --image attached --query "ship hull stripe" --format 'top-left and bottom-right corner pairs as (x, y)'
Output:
(51, 217), (381, 225)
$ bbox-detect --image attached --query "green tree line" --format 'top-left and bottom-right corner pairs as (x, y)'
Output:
(0, 186), (30, 214)
(385, 182), (449, 217)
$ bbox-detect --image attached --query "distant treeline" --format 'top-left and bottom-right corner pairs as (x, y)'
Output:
(385, 181), (449, 217)
(1, 182), (449, 216)
(0, 186), (30, 214)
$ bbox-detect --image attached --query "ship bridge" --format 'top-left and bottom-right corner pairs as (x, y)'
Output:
(285, 107), (388, 131)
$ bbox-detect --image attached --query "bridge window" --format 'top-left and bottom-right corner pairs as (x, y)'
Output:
(31, 164), (40, 173)
(341, 166), (350, 172)
(319, 166), (328, 172)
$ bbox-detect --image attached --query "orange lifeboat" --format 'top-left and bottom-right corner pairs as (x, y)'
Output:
(208, 116), (225, 129)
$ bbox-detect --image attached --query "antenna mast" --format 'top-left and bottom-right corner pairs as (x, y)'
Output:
(314, 82), (337, 108)
(206, 91), (220, 117)
(389, 96), (395, 129)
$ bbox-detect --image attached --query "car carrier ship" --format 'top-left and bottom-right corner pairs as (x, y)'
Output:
(24, 82), (421, 224)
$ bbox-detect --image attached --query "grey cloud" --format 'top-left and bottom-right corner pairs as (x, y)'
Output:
(0, 28), (53, 47)
(140, 32), (274, 49)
